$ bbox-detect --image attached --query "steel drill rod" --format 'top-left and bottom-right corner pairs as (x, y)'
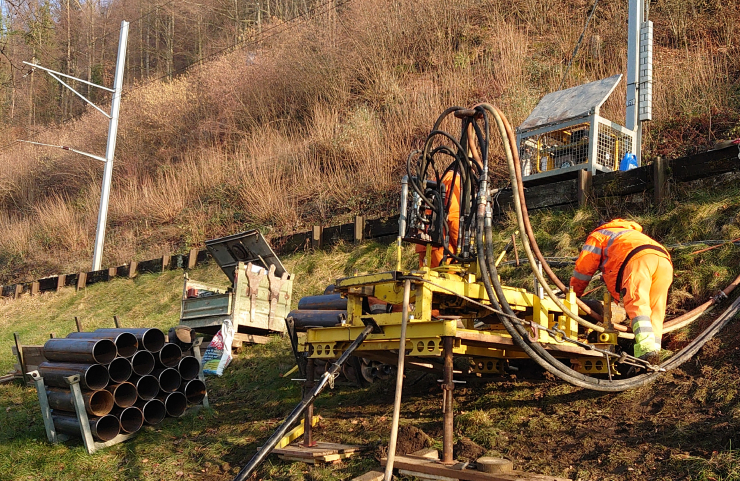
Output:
(287, 310), (347, 331)
(233, 323), (375, 481)
(107, 357), (133, 383)
(177, 356), (200, 381)
(46, 387), (115, 416)
(130, 350), (155, 376)
(52, 411), (120, 442)
(135, 398), (166, 425)
(43, 338), (117, 364)
(66, 331), (138, 358)
(95, 328), (165, 353)
(129, 374), (159, 400)
(297, 294), (348, 311)
(155, 343), (183, 368)
(38, 362), (109, 390)
(383, 279), (412, 481)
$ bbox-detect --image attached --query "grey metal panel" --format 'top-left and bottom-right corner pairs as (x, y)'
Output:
(205, 229), (287, 283)
(517, 74), (623, 132)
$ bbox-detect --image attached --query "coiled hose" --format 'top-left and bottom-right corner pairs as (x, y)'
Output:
(472, 103), (738, 391)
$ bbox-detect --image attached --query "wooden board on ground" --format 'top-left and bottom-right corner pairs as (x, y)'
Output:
(381, 455), (570, 481)
(351, 470), (384, 481)
(11, 344), (46, 382)
(273, 442), (363, 464)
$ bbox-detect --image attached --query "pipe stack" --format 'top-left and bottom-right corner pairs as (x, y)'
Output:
(38, 327), (207, 442)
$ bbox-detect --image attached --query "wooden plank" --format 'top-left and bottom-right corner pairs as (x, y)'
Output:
(57, 274), (66, 291)
(76, 272), (87, 291)
(671, 144), (740, 182)
(591, 166), (650, 197)
(162, 253), (171, 272)
(31, 281), (39, 296)
(188, 248), (198, 269)
(312, 226), (323, 249)
(381, 455), (569, 481)
(86, 269), (109, 285)
(365, 216), (400, 239)
(354, 215), (365, 244)
(323, 223), (354, 246)
(399, 469), (456, 481)
(351, 470), (385, 481)
(38, 276), (58, 293)
(108, 267), (117, 278)
(137, 258), (162, 274)
(233, 332), (272, 344)
(577, 169), (592, 207)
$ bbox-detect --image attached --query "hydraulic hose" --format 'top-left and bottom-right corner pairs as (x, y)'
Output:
(472, 103), (735, 391)
(475, 102), (610, 329)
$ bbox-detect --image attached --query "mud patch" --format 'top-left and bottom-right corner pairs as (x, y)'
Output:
(454, 437), (486, 462)
(395, 424), (432, 455)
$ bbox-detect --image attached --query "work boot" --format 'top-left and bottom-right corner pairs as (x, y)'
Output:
(638, 351), (660, 365)
(631, 316), (657, 359)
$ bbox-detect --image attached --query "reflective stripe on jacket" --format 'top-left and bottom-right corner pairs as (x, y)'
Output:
(569, 219), (671, 300)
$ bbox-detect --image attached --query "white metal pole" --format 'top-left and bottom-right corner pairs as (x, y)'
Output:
(91, 21), (128, 271)
(625, 0), (643, 164)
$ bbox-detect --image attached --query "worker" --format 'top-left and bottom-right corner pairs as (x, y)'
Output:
(415, 167), (462, 268)
(569, 219), (673, 363)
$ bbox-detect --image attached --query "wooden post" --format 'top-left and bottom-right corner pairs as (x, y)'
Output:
(653, 156), (667, 206)
(31, 281), (39, 296)
(188, 248), (198, 269)
(312, 226), (323, 250)
(128, 261), (138, 278)
(76, 272), (87, 291)
(14, 284), (22, 299)
(56, 274), (66, 292)
(13, 333), (28, 383)
(354, 216), (365, 244)
(74, 316), (83, 332)
(162, 253), (171, 272)
(108, 267), (117, 278)
(577, 169), (592, 207)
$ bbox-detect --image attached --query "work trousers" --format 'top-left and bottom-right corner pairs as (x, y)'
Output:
(622, 253), (673, 353)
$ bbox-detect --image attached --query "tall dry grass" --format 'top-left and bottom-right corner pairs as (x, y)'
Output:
(0, 0), (737, 282)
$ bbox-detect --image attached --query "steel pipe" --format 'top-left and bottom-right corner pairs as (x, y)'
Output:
(135, 398), (166, 425)
(46, 387), (114, 417)
(106, 382), (137, 408)
(43, 338), (117, 364)
(178, 379), (206, 404)
(66, 331), (138, 358)
(168, 325), (194, 352)
(297, 294), (347, 311)
(107, 357), (133, 383)
(95, 328), (165, 353)
(177, 356), (200, 381)
(287, 310), (347, 331)
(38, 362), (109, 390)
(155, 343), (182, 368)
(151, 367), (181, 393)
(112, 406), (144, 433)
(130, 374), (159, 401)
(158, 391), (187, 417)
(52, 412), (120, 442)
(130, 350), (155, 376)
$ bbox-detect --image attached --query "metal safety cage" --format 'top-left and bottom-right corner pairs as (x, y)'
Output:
(516, 74), (636, 181)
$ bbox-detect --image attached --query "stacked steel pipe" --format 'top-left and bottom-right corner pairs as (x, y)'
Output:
(38, 327), (206, 442)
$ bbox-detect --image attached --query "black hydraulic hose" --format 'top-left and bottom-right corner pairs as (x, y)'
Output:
(232, 323), (375, 481)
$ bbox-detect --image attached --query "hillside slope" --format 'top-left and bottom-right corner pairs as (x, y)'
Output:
(2, 187), (740, 480)
(0, 0), (739, 285)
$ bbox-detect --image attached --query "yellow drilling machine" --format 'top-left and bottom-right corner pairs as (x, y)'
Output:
(232, 104), (734, 480)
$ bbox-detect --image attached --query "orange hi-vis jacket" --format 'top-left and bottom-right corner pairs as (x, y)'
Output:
(569, 219), (671, 302)
(416, 169), (462, 268)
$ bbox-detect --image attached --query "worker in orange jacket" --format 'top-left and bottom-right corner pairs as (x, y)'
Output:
(569, 219), (673, 362)
(416, 168), (462, 268)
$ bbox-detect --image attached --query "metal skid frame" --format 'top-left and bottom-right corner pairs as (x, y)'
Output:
(29, 338), (210, 454)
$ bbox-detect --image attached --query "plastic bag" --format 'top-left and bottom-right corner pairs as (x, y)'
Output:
(619, 152), (638, 171)
(201, 319), (234, 376)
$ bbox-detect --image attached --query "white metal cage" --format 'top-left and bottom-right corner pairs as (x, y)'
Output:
(516, 75), (636, 181)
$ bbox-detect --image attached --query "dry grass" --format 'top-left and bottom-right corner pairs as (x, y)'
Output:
(0, 0), (738, 283)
